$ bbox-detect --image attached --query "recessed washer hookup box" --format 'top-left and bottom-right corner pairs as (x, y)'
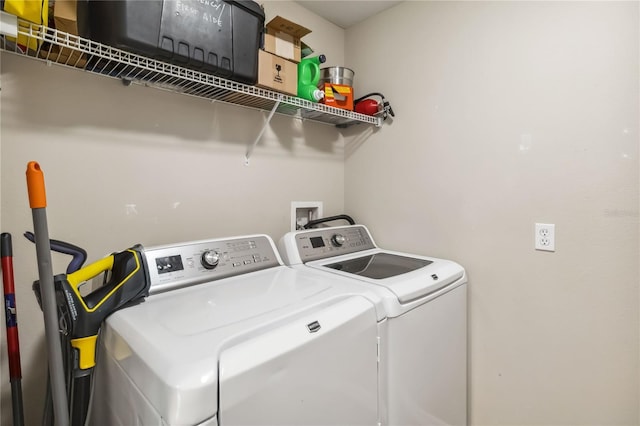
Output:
(83, 0), (265, 84)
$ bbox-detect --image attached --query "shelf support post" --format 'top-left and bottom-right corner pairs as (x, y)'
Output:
(244, 96), (281, 165)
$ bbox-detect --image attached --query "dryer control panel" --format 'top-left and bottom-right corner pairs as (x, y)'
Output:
(145, 235), (280, 295)
(294, 225), (377, 263)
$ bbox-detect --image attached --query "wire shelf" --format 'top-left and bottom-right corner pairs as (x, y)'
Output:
(0, 16), (382, 128)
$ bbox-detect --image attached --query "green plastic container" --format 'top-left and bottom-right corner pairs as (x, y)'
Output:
(297, 54), (326, 102)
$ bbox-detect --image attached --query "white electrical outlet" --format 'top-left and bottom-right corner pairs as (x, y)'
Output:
(535, 223), (555, 252)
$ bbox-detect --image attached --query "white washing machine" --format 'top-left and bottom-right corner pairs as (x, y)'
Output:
(87, 234), (389, 426)
(279, 225), (468, 426)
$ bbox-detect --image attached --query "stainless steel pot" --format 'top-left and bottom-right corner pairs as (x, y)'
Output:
(319, 67), (355, 87)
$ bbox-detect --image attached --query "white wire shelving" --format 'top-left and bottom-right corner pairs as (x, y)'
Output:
(0, 14), (383, 133)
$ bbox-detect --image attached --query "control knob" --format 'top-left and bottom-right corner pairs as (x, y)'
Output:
(201, 250), (221, 269)
(331, 234), (346, 247)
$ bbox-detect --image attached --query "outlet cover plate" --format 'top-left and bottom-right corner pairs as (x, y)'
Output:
(535, 223), (555, 252)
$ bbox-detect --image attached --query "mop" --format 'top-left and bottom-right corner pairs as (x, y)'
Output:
(26, 161), (70, 426)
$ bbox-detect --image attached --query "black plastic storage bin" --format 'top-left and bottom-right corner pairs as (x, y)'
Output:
(84, 0), (264, 84)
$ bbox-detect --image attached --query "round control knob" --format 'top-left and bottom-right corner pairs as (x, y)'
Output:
(331, 234), (346, 247)
(201, 250), (220, 269)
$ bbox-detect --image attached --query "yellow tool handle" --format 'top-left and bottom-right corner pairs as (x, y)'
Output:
(57, 248), (148, 373)
(67, 256), (114, 288)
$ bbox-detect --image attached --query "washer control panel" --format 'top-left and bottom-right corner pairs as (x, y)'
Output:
(295, 225), (376, 263)
(145, 235), (280, 294)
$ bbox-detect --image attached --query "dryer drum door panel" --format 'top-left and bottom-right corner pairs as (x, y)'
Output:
(219, 296), (379, 425)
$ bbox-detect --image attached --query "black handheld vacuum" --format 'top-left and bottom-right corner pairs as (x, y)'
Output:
(32, 247), (150, 425)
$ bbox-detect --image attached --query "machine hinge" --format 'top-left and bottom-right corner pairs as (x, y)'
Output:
(376, 336), (381, 363)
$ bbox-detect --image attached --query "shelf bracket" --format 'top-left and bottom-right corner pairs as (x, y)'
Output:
(244, 96), (281, 165)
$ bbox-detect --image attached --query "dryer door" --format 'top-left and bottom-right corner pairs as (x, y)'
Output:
(218, 296), (379, 425)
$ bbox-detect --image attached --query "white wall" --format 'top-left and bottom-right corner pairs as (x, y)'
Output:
(2, 1), (639, 425)
(345, 1), (639, 425)
(0, 2), (346, 424)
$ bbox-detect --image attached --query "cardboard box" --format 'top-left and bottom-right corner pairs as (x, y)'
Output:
(257, 49), (297, 96)
(38, 0), (87, 67)
(54, 0), (88, 36)
(264, 16), (311, 63)
(321, 83), (354, 111)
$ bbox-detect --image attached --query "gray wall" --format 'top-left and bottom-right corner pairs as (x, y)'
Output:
(345, 1), (639, 424)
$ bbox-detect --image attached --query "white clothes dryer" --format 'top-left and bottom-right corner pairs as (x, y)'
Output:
(87, 234), (388, 426)
(280, 225), (468, 426)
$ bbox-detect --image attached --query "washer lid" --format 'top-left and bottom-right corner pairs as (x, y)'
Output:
(324, 252), (433, 279)
(310, 250), (465, 303)
(98, 265), (381, 425)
